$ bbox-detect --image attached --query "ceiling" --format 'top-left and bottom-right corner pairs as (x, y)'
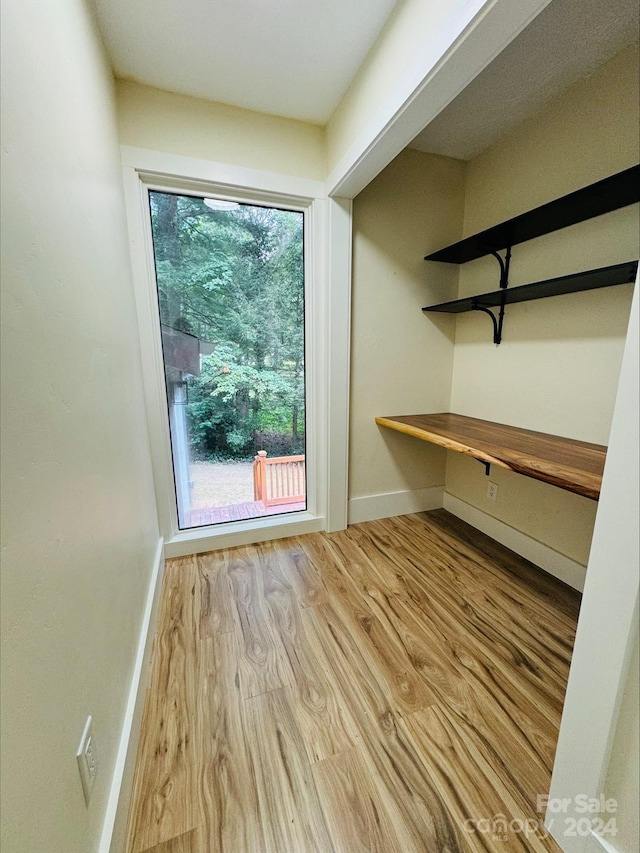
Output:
(90, 0), (398, 125)
(409, 0), (639, 160)
(92, 0), (638, 155)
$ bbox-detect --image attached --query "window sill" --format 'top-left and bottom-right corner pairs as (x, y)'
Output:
(164, 510), (325, 558)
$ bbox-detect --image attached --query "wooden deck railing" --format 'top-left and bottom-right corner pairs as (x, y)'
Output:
(253, 450), (306, 507)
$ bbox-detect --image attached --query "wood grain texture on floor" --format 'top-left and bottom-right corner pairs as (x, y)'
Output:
(126, 510), (580, 853)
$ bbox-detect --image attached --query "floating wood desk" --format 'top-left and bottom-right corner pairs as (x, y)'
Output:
(375, 413), (606, 500)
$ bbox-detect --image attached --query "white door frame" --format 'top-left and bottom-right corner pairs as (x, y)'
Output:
(545, 280), (639, 853)
(121, 146), (352, 555)
(325, 0), (554, 198)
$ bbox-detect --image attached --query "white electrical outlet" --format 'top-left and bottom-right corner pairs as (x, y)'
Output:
(77, 716), (98, 805)
(487, 481), (499, 502)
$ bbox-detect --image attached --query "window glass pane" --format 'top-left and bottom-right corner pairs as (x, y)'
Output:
(148, 191), (306, 528)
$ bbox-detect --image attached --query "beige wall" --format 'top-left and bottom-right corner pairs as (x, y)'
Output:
(0, 1), (159, 851)
(116, 80), (326, 180)
(446, 43), (639, 568)
(349, 149), (465, 508)
(605, 628), (639, 853)
(326, 0), (463, 173)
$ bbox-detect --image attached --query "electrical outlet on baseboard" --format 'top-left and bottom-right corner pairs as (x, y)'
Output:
(487, 481), (499, 502)
(77, 716), (98, 805)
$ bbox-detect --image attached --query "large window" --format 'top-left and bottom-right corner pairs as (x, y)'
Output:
(148, 190), (306, 529)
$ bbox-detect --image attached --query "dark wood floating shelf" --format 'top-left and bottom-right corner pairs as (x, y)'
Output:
(423, 261), (638, 315)
(375, 413), (606, 500)
(425, 165), (640, 264)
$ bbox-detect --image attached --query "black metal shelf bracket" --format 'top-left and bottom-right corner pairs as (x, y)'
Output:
(472, 245), (511, 344)
(475, 458), (492, 476)
(488, 246), (512, 289)
(471, 303), (503, 344)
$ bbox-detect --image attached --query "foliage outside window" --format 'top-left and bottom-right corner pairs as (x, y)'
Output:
(149, 191), (305, 461)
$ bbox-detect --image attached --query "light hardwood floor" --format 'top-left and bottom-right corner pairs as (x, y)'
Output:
(125, 510), (581, 853)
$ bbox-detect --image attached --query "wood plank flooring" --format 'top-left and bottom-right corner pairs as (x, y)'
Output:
(125, 510), (581, 853)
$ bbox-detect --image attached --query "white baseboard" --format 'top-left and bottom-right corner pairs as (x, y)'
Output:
(99, 537), (166, 853)
(348, 486), (444, 525)
(443, 493), (586, 592)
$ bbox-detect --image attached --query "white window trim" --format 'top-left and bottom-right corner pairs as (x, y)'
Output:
(121, 146), (351, 555)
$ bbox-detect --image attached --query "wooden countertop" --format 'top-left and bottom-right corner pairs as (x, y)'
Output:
(375, 413), (606, 500)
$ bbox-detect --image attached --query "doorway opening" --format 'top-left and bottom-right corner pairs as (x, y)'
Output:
(148, 190), (306, 529)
